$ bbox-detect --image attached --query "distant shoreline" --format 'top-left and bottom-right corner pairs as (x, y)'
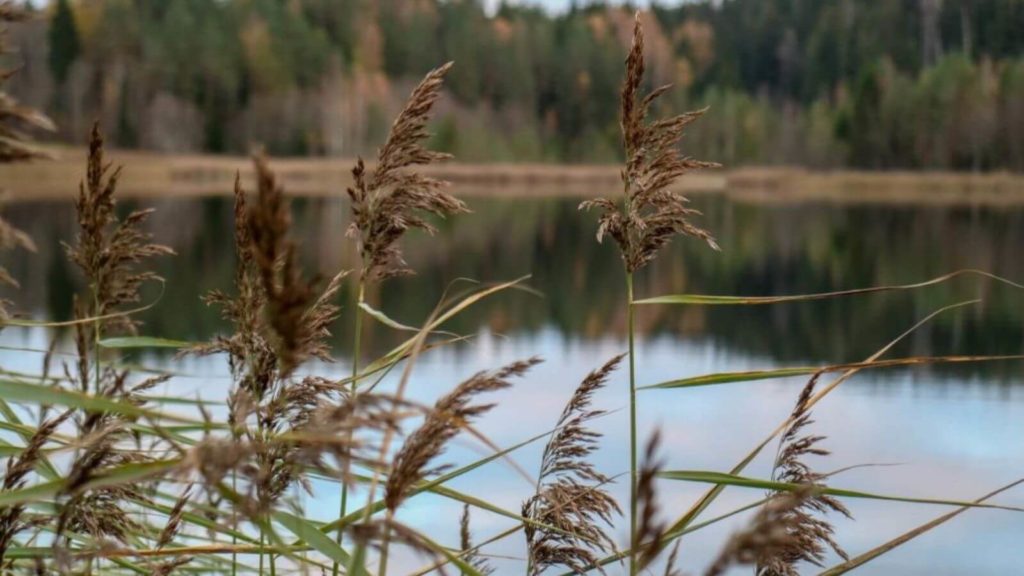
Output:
(3, 147), (1024, 206)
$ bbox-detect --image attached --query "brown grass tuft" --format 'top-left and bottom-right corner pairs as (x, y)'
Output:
(523, 355), (623, 575)
(385, 358), (540, 512)
(580, 13), (719, 273)
(347, 62), (467, 282)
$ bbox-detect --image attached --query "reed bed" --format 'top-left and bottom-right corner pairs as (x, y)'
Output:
(0, 10), (1021, 576)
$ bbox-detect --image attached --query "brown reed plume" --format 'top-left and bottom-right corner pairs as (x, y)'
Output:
(756, 375), (850, 575)
(347, 62), (467, 283)
(704, 490), (807, 576)
(146, 485), (194, 576)
(66, 124), (174, 336)
(634, 431), (669, 572)
(580, 14), (719, 273)
(248, 152), (345, 375)
(523, 355), (623, 575)
(460, 504), (495, 575)
(384, 358), (540, 512)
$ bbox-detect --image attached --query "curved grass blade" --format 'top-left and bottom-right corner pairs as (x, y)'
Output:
(634, 269), (1024, 306)
(99, 336), (193, 349)
(358, 302), (458, 338)
(819, 478), (1024, 575)
(0, 378), (206, 425)
(4, 282), (167, 327)
(0, 458), (180, 508)
(275, 511), (368, 576)
(659, 471), (1024, 512)
(642, 355), (1024, 390)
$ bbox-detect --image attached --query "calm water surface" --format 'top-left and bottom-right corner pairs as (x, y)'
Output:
(2, 191), (1023, 574)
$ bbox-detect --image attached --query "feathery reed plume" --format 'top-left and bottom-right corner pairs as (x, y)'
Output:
(0, 3), (55, 164)
(524, 355), (623, 575)
(756, 375), (850, 575)
(634, 431), (668, 572)
(385, 358), (540, 512)
(460, 504), (494, 575)
(66, 124), (174, 336)
(704, 490), (807, 576)
(247, 153), (344, 375)
(580, 14), (719, 273)
(347, 62), (466, 283)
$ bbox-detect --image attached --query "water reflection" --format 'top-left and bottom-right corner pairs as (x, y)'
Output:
(3, 193), (1023, 379)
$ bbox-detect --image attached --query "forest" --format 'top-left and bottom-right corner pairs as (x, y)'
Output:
(4, 0), (1024, 170)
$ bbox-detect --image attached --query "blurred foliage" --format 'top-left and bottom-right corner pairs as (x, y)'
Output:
(5, 0), (1024, 168)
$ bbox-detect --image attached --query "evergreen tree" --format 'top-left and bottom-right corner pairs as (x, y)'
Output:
(48, 0), (80, 86)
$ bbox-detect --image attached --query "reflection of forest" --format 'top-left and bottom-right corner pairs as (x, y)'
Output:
(3, 194), (1023, 379)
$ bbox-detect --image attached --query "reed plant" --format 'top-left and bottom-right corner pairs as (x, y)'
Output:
(0, 9), (1021, 576)
(580, 14), (719, 575)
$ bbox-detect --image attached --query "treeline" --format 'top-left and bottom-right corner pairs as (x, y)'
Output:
(5, 0), (1024, 169)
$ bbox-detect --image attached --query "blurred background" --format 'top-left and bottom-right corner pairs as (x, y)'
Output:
(2, 3), (1024, 573)
(4, 0), (1024, 169)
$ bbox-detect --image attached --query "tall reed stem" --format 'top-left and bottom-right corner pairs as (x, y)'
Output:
(334, 279), (365, 576)
(626, 272), (638, 576)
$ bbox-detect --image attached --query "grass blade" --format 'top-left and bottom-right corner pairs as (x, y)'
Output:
(633, 269), (1024, 306)
(818, 479), (1024, 575)
(642, 355), (1024, 390)
(659, 471), (1024, 512)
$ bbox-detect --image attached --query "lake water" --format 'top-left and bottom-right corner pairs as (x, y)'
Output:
(1, 191), (1023, 574)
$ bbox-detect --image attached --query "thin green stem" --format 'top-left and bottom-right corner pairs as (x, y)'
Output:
(377, 510), (393, 576)
(334, 279), (365, 576)
(231, 471), (238, 576)
(626, 272), (637, 576)
(259, 531), (265, 576)
(92, 288), (101, 394)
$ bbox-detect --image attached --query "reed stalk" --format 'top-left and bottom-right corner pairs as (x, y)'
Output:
(626, 272), (638, 576)
(334, 278), (364, 576)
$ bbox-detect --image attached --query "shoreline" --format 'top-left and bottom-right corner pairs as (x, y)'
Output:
(3, 147), (1024, 205)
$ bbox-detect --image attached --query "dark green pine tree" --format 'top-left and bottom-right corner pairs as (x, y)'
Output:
(48, 0), (80, 86)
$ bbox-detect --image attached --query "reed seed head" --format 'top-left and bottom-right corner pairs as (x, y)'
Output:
(66, 124), (174, 335)
(385, 358), (540, 512)
(460, 504), (495, 575)
(524, 355), (624, 575)
(704, 489), (808, 576)
(581, 13), (719, 273)
(347, 62), (467, 282)
(757, 374), (850, 575)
